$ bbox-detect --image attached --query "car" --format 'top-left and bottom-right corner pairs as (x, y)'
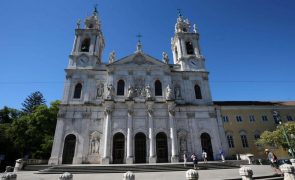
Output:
(277, 159), (292, 166)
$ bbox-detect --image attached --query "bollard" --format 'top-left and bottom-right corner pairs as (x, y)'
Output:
(0, 172), (17, 180)
(58, 172), (73, 180)
(123, 171), (135, 180)
(186, 169), (199, 180)
(13, 159), (23, 172)
(290, 159), (295, 167)
(239, 166), (253, 180)
(280, 164), (295, 180)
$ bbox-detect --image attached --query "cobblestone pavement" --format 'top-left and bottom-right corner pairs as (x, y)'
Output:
(2, 165), (276, 180)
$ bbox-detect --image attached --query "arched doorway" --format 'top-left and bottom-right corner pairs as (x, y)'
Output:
(62, 134), (76, 164)
(201, 133), (214, 160)
(113, 133), (125, 164)
(134, 133), (147, 163)
(156, 132), (168, 163)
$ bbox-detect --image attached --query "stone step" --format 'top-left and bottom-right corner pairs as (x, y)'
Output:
(36, 162), (240, 174)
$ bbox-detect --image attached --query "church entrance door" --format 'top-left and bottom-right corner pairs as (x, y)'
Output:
(62, 134), (76, 164)
(135, 133), (146, 163)
(113, 133), (125, 164)
(156, 132), (168, 163)
(201, 133), (214, 160)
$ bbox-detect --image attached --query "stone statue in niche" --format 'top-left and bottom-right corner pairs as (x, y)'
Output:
(106, 84), (114, 100)
(166, 84), (174, 100)
(145, 84), (152, 100)
(174, 85), (181, 99)
(108, 51), (116, 64)
(162, 52), (169, 64)
(127, 85), (135, 99)
(96, 83), (104, 98)
(179, 136), (187, 156)
(89, 131), (100, 154)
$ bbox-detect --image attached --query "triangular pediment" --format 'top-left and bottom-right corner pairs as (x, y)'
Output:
(108, 52), (166, 66)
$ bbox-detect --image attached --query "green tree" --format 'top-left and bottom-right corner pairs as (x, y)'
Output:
(257, 122), (295, 150)
(21, 91), (46, 114)
(8, 100), (60, 159)
(0, 106), (21, 124)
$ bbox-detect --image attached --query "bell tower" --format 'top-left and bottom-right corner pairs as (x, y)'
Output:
(69, 7), (105, 68)
(171, 13), (205, 71)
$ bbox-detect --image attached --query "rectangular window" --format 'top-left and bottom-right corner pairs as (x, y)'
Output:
(240, 135), (249, 148)
(222, 116), (229, 123)
(249, 115), (255, 122)
(287, 115), (293, 121)
(227, 135), (235, 148)
(262, 115), (268, 121)
(236, 115), (242, 122)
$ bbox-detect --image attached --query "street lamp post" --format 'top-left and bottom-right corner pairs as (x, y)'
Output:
(272, 110), (295, 158)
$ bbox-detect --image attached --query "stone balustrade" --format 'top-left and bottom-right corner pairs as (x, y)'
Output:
(0, 173), (17, 180)
(280, 164), (295, 180)
(186, 169), (199, 180)
(239, 166), (253, 180)
(123, 171), (135, 180)
(58, 172), (73, 180)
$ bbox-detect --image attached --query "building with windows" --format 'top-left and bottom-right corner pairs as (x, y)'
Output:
(215, 101), (295, 159)
(49, 9), (295, 165)
(48, 9), (228, 165)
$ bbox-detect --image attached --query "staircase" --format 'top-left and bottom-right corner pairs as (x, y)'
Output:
(36, 161), (242, 174)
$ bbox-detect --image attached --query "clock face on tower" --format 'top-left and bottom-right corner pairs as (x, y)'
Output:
(189, 59), (199, 69)
(78, 56), (89, 66)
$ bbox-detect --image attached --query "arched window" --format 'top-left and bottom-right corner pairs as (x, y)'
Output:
(194, 84), (202, 99)
(117, 80), (125, 96)
(155, 80), (162, 96)
(80, 38), (90, 52)
(240, 134), (249, 148)
(185, 41), (194, 55)
(73, 83), (82, 99)
(227, 135), (235, 148)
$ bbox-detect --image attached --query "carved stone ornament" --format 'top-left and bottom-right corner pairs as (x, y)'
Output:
(108, 50), (116, 64)
(89, 131), (100, 154)
(174, 85), (182, 99)
(104, 106), (113, 115)
(166, 84), (174, 100)
(168, 104), (176, 115)
(106, 84), (114, 100)
(96, 83), (104, 98)
(128, 109), (134, 116)
(162, 52), (169, 64)
(127, 85), (135, 99)
(147, 108), (153, 115)
(145, 84), (152, 100)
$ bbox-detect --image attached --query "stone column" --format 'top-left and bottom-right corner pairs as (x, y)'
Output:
(280, 164), (295, 180)
(147, 102), (156, 163)
(126, 102), (134, 164)
(168, 102), (178, 163)
(102, 103), (113, 164)
(239, 166), (253, 180)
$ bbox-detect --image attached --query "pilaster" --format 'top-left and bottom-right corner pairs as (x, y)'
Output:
(147, 101), (156, 163)
(102, 101), (113, 164)
(167, 101), (179, 163)
(126, 101), (134, 164)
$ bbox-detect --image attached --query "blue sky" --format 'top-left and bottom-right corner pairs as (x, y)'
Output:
(0, 0), (295, 109)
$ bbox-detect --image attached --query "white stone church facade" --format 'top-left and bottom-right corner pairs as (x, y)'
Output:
(49, 9), (228, 165)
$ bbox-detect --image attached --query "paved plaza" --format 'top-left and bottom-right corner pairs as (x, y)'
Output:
(3, 165), (276, 180)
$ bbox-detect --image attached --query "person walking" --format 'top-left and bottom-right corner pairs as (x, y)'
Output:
(265, 149), (281, 175)
(202, 150), (207, 163)
(191, 153), (198, 169)
(219, 148), (225, 162)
